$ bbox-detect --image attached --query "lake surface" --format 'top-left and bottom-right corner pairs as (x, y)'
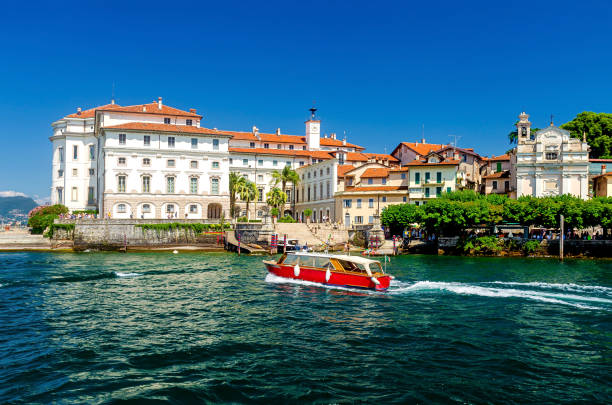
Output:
(0, 252), (611, 403)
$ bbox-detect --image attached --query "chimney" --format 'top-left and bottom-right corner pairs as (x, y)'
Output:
(602, 164), (607, 173)
(158, 97), (162, 110)
(276, 128), (281, 135)
(111, 99), (115, 105)
(342, 138), (346, 145)
(331, 133), (336, 140)
(189, 108), (196, 114)
(143, 106), (147, 112)
(252, 126), (259, 138)
(77, 107), (82, 115)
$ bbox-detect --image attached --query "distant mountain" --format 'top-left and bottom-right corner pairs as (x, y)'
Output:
(0, 196), (38, 219)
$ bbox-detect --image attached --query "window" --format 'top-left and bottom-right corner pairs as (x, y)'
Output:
(258, 159), (263, 166)
(546, 152), (558, 160)
(368, 178), (373, 185)
(229, 158), (233, 164)
(436, 187), (442, 196)
(118, 176), (126, 192)
(190, 160), (198, 169)
(369, 198), (374, 208)
(447, 187), (451, 193)
(71, 188), (77, 202)
(496, 162), (502, 172)
(88, 187), (95, 203)
(243, 159), (248, 166)
(368, 216), (374, 224)
(425, 172), (431, 183)
(286, 161), (291, 167)
(326, 181), (330, 198)
(89, 169), (95, 175)
(415, 201), (420, 206)
(357, 199), (362, 208)
(403, 196), (407, 202)
(504, 181), (510, 191)
(257, 175), (263, 182)
(167, 159), (175, 167)
(143, 158), (151, 166)
(142, 204), (151, 213)
(211, 178), (219, 194)
(89, 145), (95, 160)
(73, 145), (78, 160)
(72, 168), (78, 176)
(250, 142), (255, 148)
(319, 184), (323, 199)
(118, 157), (126, 165)
(166, 204), (175, 213)
(191, 138), (198, 149)
(164, 118), (171, 124)
(313, 171), (316, 178)
(167, 177), (175, 193)
(327, 167), (330, 175)
(320, 169), (323, 176)
(117, 204), (126, 213)
(289, 145), (294, 150)
(57, 188), (63, 202)
(168, 137), (175, 148)
(119, 134), (126, 145)
(190, 177), (198, 194)
(302, 146), (306, 150)
(343, 199), (352, 208)
(213, 139), (219, 150)
(300, 161), (304, 166)
(142, 176), (150, 193)
(462, 154), (468, 162)
(264, 143), (269, 149)
(492, 180), (498, 190)
(382, 178), (387, 185)
(401, 173), (406, 179)
(273, 160), (278, 166)
(382, 196), (387, 202)
(58, 147), (64, 162)
(415, 172), (420, 184)
(212, 161), (219, 169)
(425, 188), (430, 197)
(277, 144), (282, 149)
(189, 204), (198, 213)
(307, 186), (311, 201)
(354, 216), (363, 224)
(186, 119), (193, 126)
(436, 172), (442, 183)
(144, 135), (150, 146)
(58, 169), (63, 177)
(257, 188), (263, 202)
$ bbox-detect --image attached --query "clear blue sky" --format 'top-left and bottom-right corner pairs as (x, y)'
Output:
(1, 0), (611, 200)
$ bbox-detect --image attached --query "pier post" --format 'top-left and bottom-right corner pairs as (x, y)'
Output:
(560, 215), (564, 261)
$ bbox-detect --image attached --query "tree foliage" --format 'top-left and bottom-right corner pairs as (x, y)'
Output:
(561, 111), (612, 158)
(266, 187), (287, 213)
(237, 179), (258, 219)
(28, 204), (69, 235)
(229, 172), (245, 218)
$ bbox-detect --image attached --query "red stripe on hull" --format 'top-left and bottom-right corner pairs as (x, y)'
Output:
(265, 263), (391, 291)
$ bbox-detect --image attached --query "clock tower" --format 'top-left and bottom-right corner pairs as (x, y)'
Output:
(305, 106), (320, 150)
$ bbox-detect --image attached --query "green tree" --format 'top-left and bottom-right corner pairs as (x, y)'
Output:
(266, 187), (287, 215)
(271, 166), (300, 215)
(381, 204), (423, 234)
(561, 111), (612, 158)
(229, 172), (246, 218)
(303, 208), (312, 221)
(421, 198), (467, 235)
(237, 180), (258, 220)
(28, 204), (69, 235)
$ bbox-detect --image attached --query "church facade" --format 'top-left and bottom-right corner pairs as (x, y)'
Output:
(510, 112), (589, 199)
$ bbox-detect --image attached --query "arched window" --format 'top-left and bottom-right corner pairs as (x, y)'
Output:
(117, 204), (126, 213)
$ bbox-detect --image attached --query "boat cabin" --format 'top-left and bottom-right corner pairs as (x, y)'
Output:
(278, 252), (385, 277)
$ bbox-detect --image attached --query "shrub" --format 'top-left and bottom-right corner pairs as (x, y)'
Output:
(278, 215), (296, 223)
(28, 204), (69, 234)
(458, 235), (503, 255)
(270, 207), (280, 217)
(522, 240), (540, 255)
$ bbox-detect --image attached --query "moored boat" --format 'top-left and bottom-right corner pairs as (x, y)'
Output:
(264, 252), (393, 291)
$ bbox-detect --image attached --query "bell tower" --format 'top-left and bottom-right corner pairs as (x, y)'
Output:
(305, 106), (320, 150)
(517, 112), (532, 143)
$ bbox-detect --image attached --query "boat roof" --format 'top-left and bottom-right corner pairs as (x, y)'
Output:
(288, 252), (379, 265)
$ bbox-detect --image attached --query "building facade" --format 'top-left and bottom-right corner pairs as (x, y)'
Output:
(510, 112), (590, 199)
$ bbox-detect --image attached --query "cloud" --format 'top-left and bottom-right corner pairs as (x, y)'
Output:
(0, 191), (29, 198)
(34, 195), (51, 205)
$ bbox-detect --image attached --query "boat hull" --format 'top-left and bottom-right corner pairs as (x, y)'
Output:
(265, 262), (391, 291)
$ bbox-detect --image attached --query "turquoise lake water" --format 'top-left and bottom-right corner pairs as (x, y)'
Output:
(0, 252), (611, 403)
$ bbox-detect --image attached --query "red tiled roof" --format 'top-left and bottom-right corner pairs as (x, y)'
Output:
(229, 147), (334, 159)
(434, 145), (483, 159)
(66, 101), (201, 119)
(360, 168), (390, 178)
(404, 159), (460, 166)
(590, 159), (612, 162)
(344, 152), (398, 162)
(363, 153), (399, 162)
(103, 122), (226, 135)
(395, 142), (447, 157)
(482, 170), (511, 179)
(229, 132), (364, 150)
(593, 171), (612, 179)
(343, 186), (408, 192)
(337, 165), (355, 177)
(488, 154), (510, 161)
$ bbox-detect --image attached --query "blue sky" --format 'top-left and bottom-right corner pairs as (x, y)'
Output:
(1, 0), (611, 200)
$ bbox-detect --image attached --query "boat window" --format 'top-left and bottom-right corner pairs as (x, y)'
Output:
(314, 257), (332, 268)
(370, 262), (383, 273)
(283, 255), (299, 265)
(337, 260), (367, 273)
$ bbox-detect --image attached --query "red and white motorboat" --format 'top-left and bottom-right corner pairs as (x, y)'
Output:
(264, 252), (393, 291)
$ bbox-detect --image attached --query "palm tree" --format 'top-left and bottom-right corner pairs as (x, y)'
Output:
(271, 165), (300, 214)
(229, 172), (245, 218)
(238, 180), (258, 220)
(266, 187), (287, 216)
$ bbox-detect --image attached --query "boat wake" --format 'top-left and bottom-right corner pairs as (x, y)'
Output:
(114, 272), (142, 278)
(265, 273), (379, 294)
(389, 280), (612, 310)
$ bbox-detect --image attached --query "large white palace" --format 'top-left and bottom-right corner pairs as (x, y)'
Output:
(50, 99), (370, 219)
